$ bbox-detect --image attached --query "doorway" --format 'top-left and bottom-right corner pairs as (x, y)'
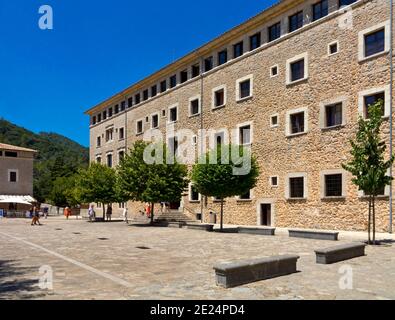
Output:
(169, 202), (180, 210)
(260, 204), (272, 226)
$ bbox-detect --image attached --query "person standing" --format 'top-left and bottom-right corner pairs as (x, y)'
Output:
(123, 207), (128, 224)
(64, 207), (71, 220)
(88, 204), (96, 222)
(106, 204), (112, 221)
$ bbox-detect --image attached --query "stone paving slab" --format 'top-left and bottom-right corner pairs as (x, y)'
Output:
(0, 217), (394, 300)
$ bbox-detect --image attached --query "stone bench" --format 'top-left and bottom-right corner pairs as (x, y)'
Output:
(185, 223), (214, 232)
(167, 221), (186, 228)
(289, 229), (339, 241)
(214, 255), (300, 288)
(315, 243), (366, 264)
(238, 227), (276, 236)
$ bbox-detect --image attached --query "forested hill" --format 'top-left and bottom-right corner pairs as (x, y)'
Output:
(0, 118), (89, 202)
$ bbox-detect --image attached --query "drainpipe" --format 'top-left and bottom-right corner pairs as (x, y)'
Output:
(390, 0), (394, 234)
(199, 57), (204, 223)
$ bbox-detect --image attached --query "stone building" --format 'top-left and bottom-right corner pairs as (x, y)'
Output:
(0, 143), (36, 214)
(85, 0), (395, 232)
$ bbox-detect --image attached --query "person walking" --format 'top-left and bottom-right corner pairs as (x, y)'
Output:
(123, 207), (128, 224)
(31, 206), (41, 226)
(88, 204), (96, 222)
(106, 204), (112, 221)
(145, 203), (151, 219)
(64, 207), (71, 220)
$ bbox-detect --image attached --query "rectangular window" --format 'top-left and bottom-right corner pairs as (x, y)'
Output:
(5, 151), (17, 158)
(290, 112), (305, 134)
(92, 116), (96, 125)
(151, 114), (159, 128)
(96, 157), (101, 164)
(364, 29), (385, 58)
(103, 110), (107, 120)
(190, 185), (200, 201)
(339, 0), (357, 7)
(250, 33), (261, 51)
(105, 128), (114, 142)
(190, 98), (200, 116)
(160, 80), (167, 93)
(289, 11), (303, 32)
(271, 176), (279, 187)
(239, 190), (251, 200)
(204, 56), (213, 72)
(118, 151), (125, 162)
(325, 103), (343, 127)
(127, 97), (133, 108)
(143, 89), (149, 101)
(108, 107), (113, 117)
(97, 136), (101, 148)
(239, 125), (251, 145)
(168, 137), (179, 157)
(218, 50), (228, 66)
(136, 120), (143, 134)
(180, 70), (188, 83)
(271, 115), (279, 127)
(107, 154), (113, 168)
(192, 64), (200, 78)
(170, 75), (177, 88)
(312, 0), (328, 21)
(268, 22), (281, 42)
(214, 89), (225, 108)
(271, 65), (278, 77)
(325, 174), (342, 197)
(329, 42), (339, 55)
(135, 93), (141, 105)
(9, 171), (17, 182)
(239, 79), (251, 99)
(290, 59), (305, 82)
(151, 85), (157, 97)
(233, 42), (244, 58)
(169, 106), (178, 122)
(215, 132), (225, 148)
(98, 114), (102, 122)
(364, 92), (385, 118)
(290, 177), (304, 198)
(114, 105), (119, 114)
(121, 101), (126, 111)
(119, 128), (125, 140)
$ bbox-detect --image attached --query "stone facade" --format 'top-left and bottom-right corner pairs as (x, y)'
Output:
(85, 0), (395, 232)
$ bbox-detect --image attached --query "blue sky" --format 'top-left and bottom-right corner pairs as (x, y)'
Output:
(0, 0), (277, 147)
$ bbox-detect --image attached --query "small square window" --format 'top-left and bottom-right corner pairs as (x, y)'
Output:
(270, 176), (279, 187)
(239, 190), (251, 200)
(325, 174), (342, 197)
(270, 115), (279, 127)
(290, 177), (304, 198)
(9, 171), (17, 182)
(190, 98), (200, 116)
(364, 92), (385, 118)
(271, 65), (278, 77)
(329, 42), (338, 55)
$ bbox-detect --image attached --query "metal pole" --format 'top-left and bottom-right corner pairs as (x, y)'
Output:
(390, 0), (394, 234)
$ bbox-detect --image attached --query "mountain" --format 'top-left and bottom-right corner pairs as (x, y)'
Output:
(0, 118), (89, 202)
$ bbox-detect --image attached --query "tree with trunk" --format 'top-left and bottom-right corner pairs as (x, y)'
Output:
(117, 141), (189, 224)
(342, 100), (394, 245)
(74, 163), (118, 220)
(191, 144), (259, 231)
(49, 174), (79, 208)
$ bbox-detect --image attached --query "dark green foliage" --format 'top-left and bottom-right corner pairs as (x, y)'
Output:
(191, 145), (260, 230)
(117, 141), (189, 223)
(0, 119), (89, 203)
(342, 100), (394, 244)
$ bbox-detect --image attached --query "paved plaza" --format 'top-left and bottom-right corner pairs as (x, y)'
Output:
(0, 217), (395, 300)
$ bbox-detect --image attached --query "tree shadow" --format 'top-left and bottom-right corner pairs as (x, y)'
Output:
(0, 260), (47, 300)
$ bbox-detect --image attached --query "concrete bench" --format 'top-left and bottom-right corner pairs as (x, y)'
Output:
(214, 255), (300, 288)
(185, 223), (214, 232)
(289, 229), (339, 241)
(315, 243), (366, 264)
(167, 221), (186, 228)
(238, 227), (276, 236)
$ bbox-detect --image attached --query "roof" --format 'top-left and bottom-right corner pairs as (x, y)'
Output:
(0, 195), (36, 205)
(84, 0), (300, 115)
(0, 143), (37, 153)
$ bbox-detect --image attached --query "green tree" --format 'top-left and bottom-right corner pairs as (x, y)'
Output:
(191, 145), (260, 230)
(49, 175), (80, 208)
(117, 141), (189, 224)
(75, 163), (118, 220)
(342, 100), (394, 244)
